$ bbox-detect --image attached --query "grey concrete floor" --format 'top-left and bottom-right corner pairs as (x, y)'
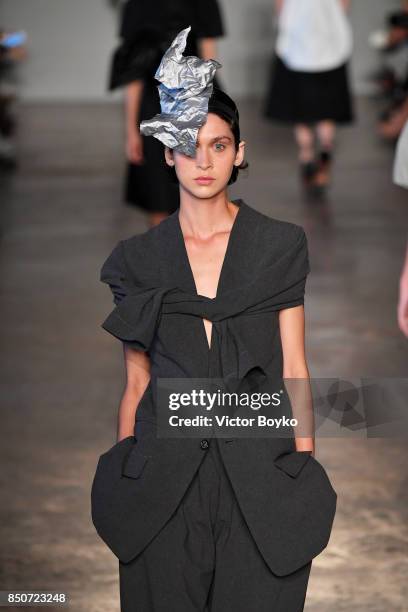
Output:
(0, 98), (407, 611)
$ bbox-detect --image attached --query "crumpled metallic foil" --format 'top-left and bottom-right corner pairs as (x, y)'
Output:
(139, 26), (222, 157)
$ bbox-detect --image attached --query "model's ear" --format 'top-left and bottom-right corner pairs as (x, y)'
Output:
(164, 146), (175, 167)
(234, 140), (246, 166)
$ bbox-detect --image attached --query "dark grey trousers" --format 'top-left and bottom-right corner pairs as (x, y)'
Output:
(119, 439), (312, 611)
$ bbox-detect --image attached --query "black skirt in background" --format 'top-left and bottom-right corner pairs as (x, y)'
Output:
(263, 54), (354, 125)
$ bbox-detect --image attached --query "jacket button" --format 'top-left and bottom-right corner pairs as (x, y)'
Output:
(200, 439), (209, 450)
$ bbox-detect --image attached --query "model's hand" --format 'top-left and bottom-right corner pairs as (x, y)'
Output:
(127, 129), (144, 165)
(398, 275), (408, 337)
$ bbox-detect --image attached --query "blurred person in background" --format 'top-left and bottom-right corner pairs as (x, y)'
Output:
(393, 120), (408, 337)
(263, 0), (354, 194)
(0, 29), (27, 170)
(371, 2), (408, 141)
(109, 0), (225, 226)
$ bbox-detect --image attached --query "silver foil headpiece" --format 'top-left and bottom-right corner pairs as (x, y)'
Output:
(139, 26), (222, 157)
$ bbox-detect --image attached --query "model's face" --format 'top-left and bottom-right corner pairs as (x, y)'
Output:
(164, 113), (245, 198)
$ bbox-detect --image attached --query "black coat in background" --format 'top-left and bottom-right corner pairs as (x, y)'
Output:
(110, 0), (225, 214)
(91, 199), (338, 577)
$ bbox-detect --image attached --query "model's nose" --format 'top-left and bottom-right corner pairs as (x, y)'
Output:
(196, 147), (212, 169)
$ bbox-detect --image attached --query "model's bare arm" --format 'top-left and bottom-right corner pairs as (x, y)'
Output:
(275, 0), (284, 14)
(117, 344), (151, 441)
(198, 38), (218, 61)
(125, 80), (145, 164)
(340, 0), (351, 11)
(279, 305), (315, 455)
(398, 241), (408, 337)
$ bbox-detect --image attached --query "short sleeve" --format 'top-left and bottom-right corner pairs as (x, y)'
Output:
(100, 241), (140, 349)
(194, 0), (226, 38)
(297, 227), (311, 279)
(99, 240), (164, 352)
(274, 225), (310, 311)
(108, 30), (164, 90)
(109, 1), (167, 89)
(100, 240), (134, 306)
(288, 226), (310, 308)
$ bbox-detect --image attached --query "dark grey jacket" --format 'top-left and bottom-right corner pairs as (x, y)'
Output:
(91, 199), (337, 577)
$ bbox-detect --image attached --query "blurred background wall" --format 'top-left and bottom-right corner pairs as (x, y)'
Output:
(0, 0), (403, 101)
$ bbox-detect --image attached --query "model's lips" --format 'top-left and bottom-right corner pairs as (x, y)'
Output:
(194, 176), (215, 184)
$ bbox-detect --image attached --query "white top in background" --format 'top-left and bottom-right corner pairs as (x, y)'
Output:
(276, 0), (353, 72)
(394, 121), (408, 189)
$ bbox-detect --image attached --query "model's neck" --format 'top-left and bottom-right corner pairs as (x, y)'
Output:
(178, 194), (239, 239)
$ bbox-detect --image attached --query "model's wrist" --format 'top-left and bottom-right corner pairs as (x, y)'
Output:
(399, 274), (408, 290)
(127, 126), (140, 138)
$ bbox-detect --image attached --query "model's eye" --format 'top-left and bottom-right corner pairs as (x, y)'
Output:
(214, 143), (226, 151)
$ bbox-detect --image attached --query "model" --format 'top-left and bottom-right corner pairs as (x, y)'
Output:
(264, 0), (354, 192)
(92, 27), (337, 612)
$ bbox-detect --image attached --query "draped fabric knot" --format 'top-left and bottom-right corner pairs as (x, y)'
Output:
(102, 286), (178, 352)
(100, 221), (310, 394)
(102, 285), (287, 395)
(101, 285), (267, 392)
(209, 318), (268, 393)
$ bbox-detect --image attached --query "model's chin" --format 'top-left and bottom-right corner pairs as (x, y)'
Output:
(187, 182), (221, 197)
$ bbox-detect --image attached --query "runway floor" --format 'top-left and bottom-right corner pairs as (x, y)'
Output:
(0, 97), (407, 611)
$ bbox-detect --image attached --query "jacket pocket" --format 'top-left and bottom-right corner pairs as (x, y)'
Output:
(91, 437), (148, 525)
(122, 445), (149, 479)
(273, 450), (312, 478)
(102, 435), (134, 458)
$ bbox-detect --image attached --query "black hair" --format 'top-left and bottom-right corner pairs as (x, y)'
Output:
(165, 87), (249, 186)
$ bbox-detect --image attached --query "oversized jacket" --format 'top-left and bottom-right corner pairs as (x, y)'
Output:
(91, 198), (337, 577)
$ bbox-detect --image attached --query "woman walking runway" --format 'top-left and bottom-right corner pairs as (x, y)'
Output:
(93, 27), (337, 611)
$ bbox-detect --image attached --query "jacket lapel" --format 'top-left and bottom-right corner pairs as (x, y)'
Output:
(157, 198), (260, 297)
